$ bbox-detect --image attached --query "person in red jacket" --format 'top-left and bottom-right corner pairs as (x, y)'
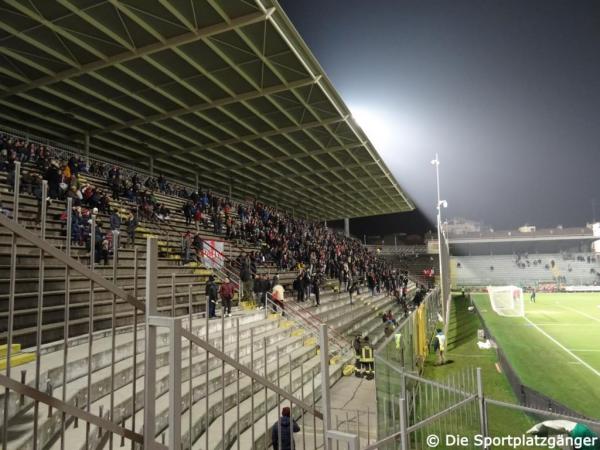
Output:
(219, 277), (237, 317)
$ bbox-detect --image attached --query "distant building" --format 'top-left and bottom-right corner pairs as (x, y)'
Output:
(445, 217), (482, 235)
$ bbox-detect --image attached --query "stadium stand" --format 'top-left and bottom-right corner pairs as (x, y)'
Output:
(0, 130), (416, 448)
(0, 122), (422, 448)
(452, 253), (600, 287)
(0, 1), (421, 448)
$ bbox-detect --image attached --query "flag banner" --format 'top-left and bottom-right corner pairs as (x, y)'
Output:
(202, 240), (225, 269)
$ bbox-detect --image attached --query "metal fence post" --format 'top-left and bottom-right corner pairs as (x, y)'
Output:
(476, 367), (488, 449)
(61, 197), (73, 450)
(131, 247), (139, 450)
(169, 318), (182, 450)
(399, 397), (409, 450)
(109, 229), (119, 450)
(3, 161), (21, 450)
(319, 324), (332, 450)
(326, 431), (360, 450)
(144, 238), (158, 449)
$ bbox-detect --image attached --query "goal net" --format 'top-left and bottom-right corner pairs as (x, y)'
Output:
(487, 286), (525, 317)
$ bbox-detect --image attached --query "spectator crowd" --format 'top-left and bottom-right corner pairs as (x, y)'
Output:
(1, 132), (415, 305)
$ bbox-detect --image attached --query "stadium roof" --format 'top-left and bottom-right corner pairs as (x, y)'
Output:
(0, 0), (414, 220)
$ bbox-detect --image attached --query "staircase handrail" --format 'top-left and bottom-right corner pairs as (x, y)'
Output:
(265, 292), (352, 358)
(284, 296), (353, 351)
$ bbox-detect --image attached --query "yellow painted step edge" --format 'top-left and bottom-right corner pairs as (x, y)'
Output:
(0, 353), (36, 370)
(0, 344), (20, 358)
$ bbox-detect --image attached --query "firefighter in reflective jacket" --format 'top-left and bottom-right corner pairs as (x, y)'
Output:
(359, 336), (375, 380)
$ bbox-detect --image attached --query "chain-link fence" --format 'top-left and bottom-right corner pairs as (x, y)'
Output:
(375, 288), (443, 444)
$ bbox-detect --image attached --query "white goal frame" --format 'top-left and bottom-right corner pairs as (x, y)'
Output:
(487, 285), (525, 317)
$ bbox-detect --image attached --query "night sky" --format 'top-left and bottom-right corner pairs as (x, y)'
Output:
(280, 0), (600, 234)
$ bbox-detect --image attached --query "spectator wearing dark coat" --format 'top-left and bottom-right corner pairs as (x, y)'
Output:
(45, 162), (61, 199)
(110, 210), (121, 232)
(312, 275), (321, 306)
(126, 212), (138, 247)
(205, 276), (218, 319)
(271, 407), (300, 450)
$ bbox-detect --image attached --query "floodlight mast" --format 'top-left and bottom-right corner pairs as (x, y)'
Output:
(431, 154), (447, 323)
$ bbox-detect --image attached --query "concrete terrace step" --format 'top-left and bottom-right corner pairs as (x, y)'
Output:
(191, 352), (323, 450)
(144, 337), (315, 450)
(4, 287), (379, 449)
(235, 358), (347, 450)
(59, 323), (305, 450)
(5, 311), (270, 448)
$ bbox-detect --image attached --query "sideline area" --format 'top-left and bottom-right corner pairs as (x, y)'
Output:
(423, 294), (540, 443)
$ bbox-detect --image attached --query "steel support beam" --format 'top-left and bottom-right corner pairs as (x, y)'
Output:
(0, 9), (275, 99)
(89, 77), (317, 136)
(177, 116), (345, 155)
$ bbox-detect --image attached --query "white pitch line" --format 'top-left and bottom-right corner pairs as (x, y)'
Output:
(523, 316), (600, 378)
(531, 323), (598, 326)
(556, 304), (600, 324)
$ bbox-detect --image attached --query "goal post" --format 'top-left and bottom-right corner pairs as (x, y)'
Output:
(487, 285), (525, 317)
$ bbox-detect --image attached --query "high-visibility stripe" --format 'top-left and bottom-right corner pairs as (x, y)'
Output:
(361, 346), (374, 362)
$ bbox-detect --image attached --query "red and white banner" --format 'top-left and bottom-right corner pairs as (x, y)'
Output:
(202, 240), (225, 269)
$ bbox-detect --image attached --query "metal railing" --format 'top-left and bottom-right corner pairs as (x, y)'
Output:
(280, 294), (353, 355)
(155, 219), (244, 301)
(0, 162), (360, 449)
(369, 362), (600, 450)
(364, 245), (428, 256)
(370, 282), (600, 450)
(264, 293), (350, 359)
(0, 162), (147, 450)
(144, 238), (357, 450)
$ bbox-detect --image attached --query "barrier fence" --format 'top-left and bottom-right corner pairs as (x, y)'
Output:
(370, 287), (600, 450)
(0, 162), (361, 449)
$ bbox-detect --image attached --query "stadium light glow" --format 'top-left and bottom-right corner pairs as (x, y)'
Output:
(351, 107), (393, 148)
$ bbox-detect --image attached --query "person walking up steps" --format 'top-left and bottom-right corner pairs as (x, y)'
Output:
(271, 407), (300, 450)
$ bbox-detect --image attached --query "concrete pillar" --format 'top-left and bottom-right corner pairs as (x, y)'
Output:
(195, 173), (199, 192)
(324, 220), (328, 228)
(149, 156), (154, 177)
(344, 218), (350, 237)
(228, 183), (232, 201)
(84, 133), (90, 164)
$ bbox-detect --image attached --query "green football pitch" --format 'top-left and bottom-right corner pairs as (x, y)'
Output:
(472, 292), (600, 419)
